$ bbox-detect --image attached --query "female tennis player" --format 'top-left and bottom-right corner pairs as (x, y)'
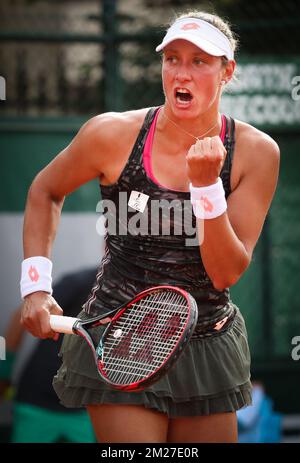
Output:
(20, 10), (280, 443)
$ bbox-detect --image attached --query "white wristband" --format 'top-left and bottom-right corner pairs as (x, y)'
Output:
(189, 177), (227, 220)
(20, 256), (53, 299)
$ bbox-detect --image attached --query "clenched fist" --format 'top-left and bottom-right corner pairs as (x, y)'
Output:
(186, 136), (227, 187)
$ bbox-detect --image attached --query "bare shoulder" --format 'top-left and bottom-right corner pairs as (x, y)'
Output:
(226, 120), (280, 261)
(234, 119), (280, 175)
(80, 107), (150, 148)
(67, 107), (151, 183)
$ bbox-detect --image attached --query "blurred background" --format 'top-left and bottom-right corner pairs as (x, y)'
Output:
(0, 0), (299, 443)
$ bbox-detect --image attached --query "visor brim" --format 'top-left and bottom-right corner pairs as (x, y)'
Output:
(155, 34), (230, 59)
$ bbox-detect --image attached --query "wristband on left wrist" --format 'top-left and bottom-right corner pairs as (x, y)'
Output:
(189, 177), (227, 220)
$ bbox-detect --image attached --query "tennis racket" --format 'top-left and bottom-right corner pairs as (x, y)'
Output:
(50, 285), (198, 391)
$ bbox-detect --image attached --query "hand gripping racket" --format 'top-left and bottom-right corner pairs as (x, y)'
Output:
(50, 286), (198, 391)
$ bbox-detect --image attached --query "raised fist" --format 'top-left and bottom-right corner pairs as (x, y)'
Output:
(186, 136), (227, 187)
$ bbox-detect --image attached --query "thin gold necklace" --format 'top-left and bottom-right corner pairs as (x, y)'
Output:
(163, 109), (220, 142)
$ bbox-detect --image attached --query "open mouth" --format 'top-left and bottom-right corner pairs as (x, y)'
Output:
(175, 88), (193, 103)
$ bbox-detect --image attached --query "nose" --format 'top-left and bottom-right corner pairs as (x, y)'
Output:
(175, 63), (192, 82)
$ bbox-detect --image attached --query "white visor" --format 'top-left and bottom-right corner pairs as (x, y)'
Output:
(156, 18), (234, 61)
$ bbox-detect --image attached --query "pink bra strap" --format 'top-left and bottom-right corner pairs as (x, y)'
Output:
(220, 114), (226, 143)
(143, 109), (226, 187)
(143, 107), (163, 186)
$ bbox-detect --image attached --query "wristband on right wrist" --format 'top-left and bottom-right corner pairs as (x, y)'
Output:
(20, 256), (53, 299)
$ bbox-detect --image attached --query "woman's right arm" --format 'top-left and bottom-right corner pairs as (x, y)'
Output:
(21, 115), (111, 339)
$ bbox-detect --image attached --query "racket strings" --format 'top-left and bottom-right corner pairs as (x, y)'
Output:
(105, 291), (179, 345)
(108, 291), (183, 351)
(100, 290), (189, 385)
(103, 292), (178, 382)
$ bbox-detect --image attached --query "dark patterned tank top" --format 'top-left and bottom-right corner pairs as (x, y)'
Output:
(83, 107), (237, 336)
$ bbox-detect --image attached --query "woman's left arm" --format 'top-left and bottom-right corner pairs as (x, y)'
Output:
(189, 133), (280, 290)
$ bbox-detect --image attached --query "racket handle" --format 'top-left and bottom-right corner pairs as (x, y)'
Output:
(50, 315), (78, 334)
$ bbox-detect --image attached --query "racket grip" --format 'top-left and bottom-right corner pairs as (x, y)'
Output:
(50, 315), (78, 334)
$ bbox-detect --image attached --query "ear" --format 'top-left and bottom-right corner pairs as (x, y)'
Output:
(222, 60), (236, 84)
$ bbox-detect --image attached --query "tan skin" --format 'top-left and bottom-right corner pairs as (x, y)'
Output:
(21, 39), (280, 442)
